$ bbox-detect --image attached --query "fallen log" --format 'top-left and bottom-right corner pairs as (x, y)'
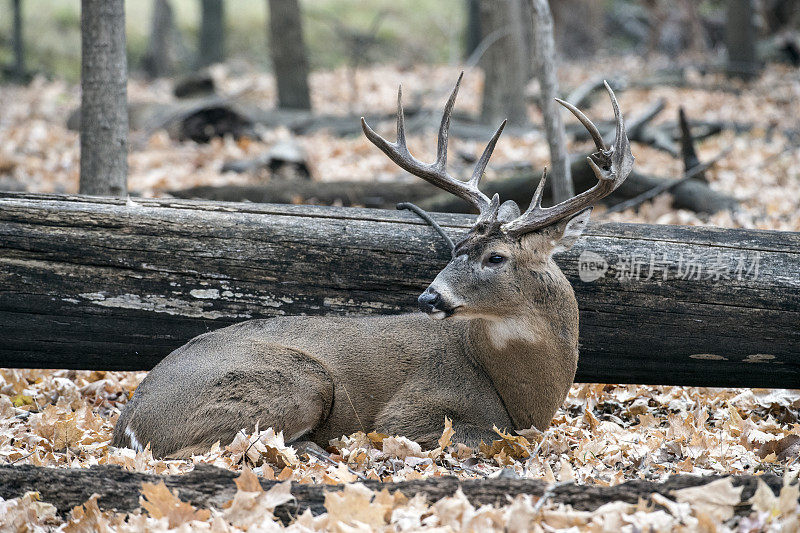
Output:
(0, 464), (787, 522)
(414, 157), (740, 214)
(1, 192), (797, 387)
(170, 178), (439, 208)
(170, 156), (739, 214)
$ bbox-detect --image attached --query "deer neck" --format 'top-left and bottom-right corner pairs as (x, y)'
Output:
(465, 299), (579, 431)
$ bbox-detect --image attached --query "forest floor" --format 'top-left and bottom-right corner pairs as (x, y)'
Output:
(1, 58), (799, 530)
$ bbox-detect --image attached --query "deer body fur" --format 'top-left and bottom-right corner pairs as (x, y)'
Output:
(113, 75), (632, 458)
(115, 275), (578, 458)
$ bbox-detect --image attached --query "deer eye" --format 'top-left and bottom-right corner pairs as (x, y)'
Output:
(486, 254), (506, 265)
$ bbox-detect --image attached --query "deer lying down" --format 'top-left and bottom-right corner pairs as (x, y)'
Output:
(113, 75), (633, 459)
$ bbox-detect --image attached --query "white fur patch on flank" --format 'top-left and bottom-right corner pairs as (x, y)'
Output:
(429, 311), (447, 320)
(124, 426), (143, 452)
(486, 318), (538, 349)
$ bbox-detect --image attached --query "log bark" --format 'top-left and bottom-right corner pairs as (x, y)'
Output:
(0, 464), (787, 522)
(1, 193), (797, 388)
(79, 0), (128, 197)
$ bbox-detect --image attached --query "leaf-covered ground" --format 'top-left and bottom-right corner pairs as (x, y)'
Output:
(1, 369), (799, 531)
(1, 58), (799, 230)
(1, 59), (799, 530)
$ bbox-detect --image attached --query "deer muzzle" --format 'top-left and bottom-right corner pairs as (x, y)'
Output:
(418, 287), (455, 319)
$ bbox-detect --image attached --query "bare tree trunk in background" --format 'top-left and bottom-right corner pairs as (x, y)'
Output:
(644, 0), (666, 57)
(267, 0), (311, 110)
(726, 0), (760, 80)
(518, 0), (535, 80)
(526, 0), (572, 202)
(478, 0), (527, 126)
(464, 0), (481, 59)
(142, 0), (176, 78)
(80, 0), (128, 197)
(549, 0), (602, 59)
(681, 0), (706, 56)
(11, 0), (25, 80)
(198, 0), (224, 67)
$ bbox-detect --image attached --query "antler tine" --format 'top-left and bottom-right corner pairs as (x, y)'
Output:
(530, 167), (548, 211)
(436, 72), (462, 170)
(554, 97), (606, 152)
(396, 85), (406, 149)
(468, 119), (507, 187)
(361, 74), (495, 216)
(501, 85), (634, 238)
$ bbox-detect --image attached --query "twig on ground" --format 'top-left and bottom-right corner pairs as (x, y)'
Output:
(531, 481), (572, 515)
(300, 444), (367, 481)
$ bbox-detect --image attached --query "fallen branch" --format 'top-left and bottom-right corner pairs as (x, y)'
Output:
(415, 156), (739, 214)
(0, 464), (787, 523)
(565, 76), (609, 108)
(679, 107), (705, 182)
(170, 153), (739, 215)
(604, 147), (733, 214)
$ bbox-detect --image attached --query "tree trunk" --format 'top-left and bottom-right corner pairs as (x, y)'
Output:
(464, 0), (482, 59)
(198, 0), (224, 67)
(526, 0), (572, 202)
(549, 0), (602, 59)
(478, 0), (527, 126)
(142, 0), (176, 78)
(1, 193), (795, 388)
(726, 0), (760, 80)
(267, 0), (311, 110)
(11, 0), (25, 81)
(79, 0), (128, 197)
(0, 464), (787, 523)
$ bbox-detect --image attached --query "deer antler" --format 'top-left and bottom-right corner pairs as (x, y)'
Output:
(361, 72), (507, 222)
(501, 82), (634, 237)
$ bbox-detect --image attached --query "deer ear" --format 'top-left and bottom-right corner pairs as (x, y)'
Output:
(549, 208), (592, 255)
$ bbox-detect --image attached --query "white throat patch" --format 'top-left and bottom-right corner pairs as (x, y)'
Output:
(485, 317), (538, 349)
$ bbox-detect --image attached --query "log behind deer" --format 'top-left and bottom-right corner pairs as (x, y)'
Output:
(113, 75), (634, 458)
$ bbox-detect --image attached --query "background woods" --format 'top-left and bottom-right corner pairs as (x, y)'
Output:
(1, 1), (799, 531)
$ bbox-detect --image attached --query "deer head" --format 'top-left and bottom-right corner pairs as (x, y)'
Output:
(362, 73), (633, 322)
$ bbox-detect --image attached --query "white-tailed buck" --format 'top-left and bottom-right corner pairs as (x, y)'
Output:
(113, 75), (633, 458)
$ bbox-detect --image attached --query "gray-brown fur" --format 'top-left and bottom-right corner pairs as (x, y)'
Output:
(113, 75), (632, 458)
(113, 213), (585, 458)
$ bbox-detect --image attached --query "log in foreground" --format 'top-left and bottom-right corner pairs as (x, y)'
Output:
(0, 464), (788, 522)
(1, 192), (798, 387)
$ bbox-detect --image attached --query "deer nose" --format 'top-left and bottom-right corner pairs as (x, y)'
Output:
(418, 288), (441, 313)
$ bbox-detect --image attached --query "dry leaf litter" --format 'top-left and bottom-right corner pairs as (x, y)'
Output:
(1, 58), (799, 530)
(1, 58), (799, 229)
(1, 369), (798, 531)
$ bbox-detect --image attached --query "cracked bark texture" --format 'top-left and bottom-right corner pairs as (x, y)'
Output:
(79, 0), (128, 197)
